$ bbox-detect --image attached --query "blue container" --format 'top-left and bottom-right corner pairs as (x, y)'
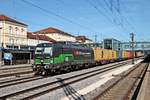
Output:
(117, 51), (122, 60)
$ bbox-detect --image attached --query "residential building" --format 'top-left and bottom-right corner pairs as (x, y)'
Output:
(34, 27), (76, 42)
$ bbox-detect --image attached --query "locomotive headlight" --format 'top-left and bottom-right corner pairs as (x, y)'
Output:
(41, 60), (44, 62)
(33, 65), (36, 68)
(44, 65), (50, 69)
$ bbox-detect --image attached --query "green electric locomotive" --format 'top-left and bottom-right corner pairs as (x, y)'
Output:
(33, 41), (94, 75)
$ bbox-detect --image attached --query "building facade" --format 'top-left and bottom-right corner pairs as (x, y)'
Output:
(35, 27), (76, 42)
(27, 32), (55, 47)
(0, 15), (55, 65)
(0, 15), (27, 50)
(103, 38), (121, 51)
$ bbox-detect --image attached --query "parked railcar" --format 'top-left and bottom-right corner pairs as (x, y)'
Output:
(33, 42), (94, 75)
(135, 51), (143, 57)
(112, 50), (117, 61)
(93, 48), (103, 64)
(126, 51), (132, 59)
(92, 48), (117, 64)
(122, 50), (127, 60)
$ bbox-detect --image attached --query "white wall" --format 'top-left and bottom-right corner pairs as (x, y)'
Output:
(27, 39), (50, 46)
(46, 33), (76, 42)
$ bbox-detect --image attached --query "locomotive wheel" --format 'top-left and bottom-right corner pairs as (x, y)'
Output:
(34, 71), (40, 76)
(41, 71), (46, 76)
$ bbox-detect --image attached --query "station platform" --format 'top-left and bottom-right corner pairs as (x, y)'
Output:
(137, 63), (150, 100)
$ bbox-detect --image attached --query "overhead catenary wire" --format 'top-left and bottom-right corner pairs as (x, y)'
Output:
(103, 0), (137, 37)
(86, 0), (129, 40)
(97, 0), (123, 26)
(21, 0), (96, 33)
(86, 0), (125, 40)
(95, 0), (124, 39)
(103, 0), (125, 27)
(87, 0), (126, 31)
(104, 0), (136, 32)
(86, 0), (115, 25)
(11, 0), (134, 41)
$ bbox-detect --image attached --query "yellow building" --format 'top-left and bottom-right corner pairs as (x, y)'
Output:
(0, 15), (27, 49)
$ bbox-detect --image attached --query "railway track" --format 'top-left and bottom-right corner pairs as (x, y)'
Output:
(0, 60), (133, 100)
(0, 75), (43, 88)
(94, 62), (149, 100)
(0, 66), (33, 78)
(0, 59), (135, 89)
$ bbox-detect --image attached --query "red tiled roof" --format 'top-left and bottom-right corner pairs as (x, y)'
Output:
(76, 36), (92, 42)
(35, 27), (75, 37)
(27, 32), (56, 42)
(0, 15), (27, 26)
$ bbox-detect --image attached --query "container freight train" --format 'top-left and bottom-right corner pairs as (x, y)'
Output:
(32, 42), (141, 75)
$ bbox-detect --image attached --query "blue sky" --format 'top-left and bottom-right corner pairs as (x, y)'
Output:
(0, 0), (150, 42)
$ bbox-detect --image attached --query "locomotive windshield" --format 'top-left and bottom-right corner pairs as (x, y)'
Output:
(35, 43), (53, 56)
(43, 47), (52, 55)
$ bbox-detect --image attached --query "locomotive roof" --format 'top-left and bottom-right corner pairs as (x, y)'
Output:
(36, 42), (92, 50)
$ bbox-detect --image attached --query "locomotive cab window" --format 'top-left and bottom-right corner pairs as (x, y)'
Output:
(44, 47), (52, 56)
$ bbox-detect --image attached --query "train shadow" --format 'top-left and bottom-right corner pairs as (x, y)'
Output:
(141, 60), (150, 63)
(56, 78), (86, 100)
(142, 54), (150, 63)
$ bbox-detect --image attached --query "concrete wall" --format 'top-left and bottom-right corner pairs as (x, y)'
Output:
(27, 39), (50, 46)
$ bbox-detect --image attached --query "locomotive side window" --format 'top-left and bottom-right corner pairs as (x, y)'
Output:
(35, 47), (43, 54)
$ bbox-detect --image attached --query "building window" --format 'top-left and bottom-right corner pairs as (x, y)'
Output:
(9, 26), (13, 34)
(0, 23), (2, 29)
(9, 38), (14, 44)
(21, 28), (24, 34)
(15, 27), (19, 35)
(16, 39), (18, 45)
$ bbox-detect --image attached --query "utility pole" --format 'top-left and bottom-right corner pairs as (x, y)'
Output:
(142, 40), (145, 56)
(94, 34), (98, 48)
(94, 34), (97, 43)
(130, 33), (135, 64)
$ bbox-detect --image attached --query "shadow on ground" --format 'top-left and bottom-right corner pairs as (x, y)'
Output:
(56, 78), (86, 100)
(142, 54), (150, 63)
